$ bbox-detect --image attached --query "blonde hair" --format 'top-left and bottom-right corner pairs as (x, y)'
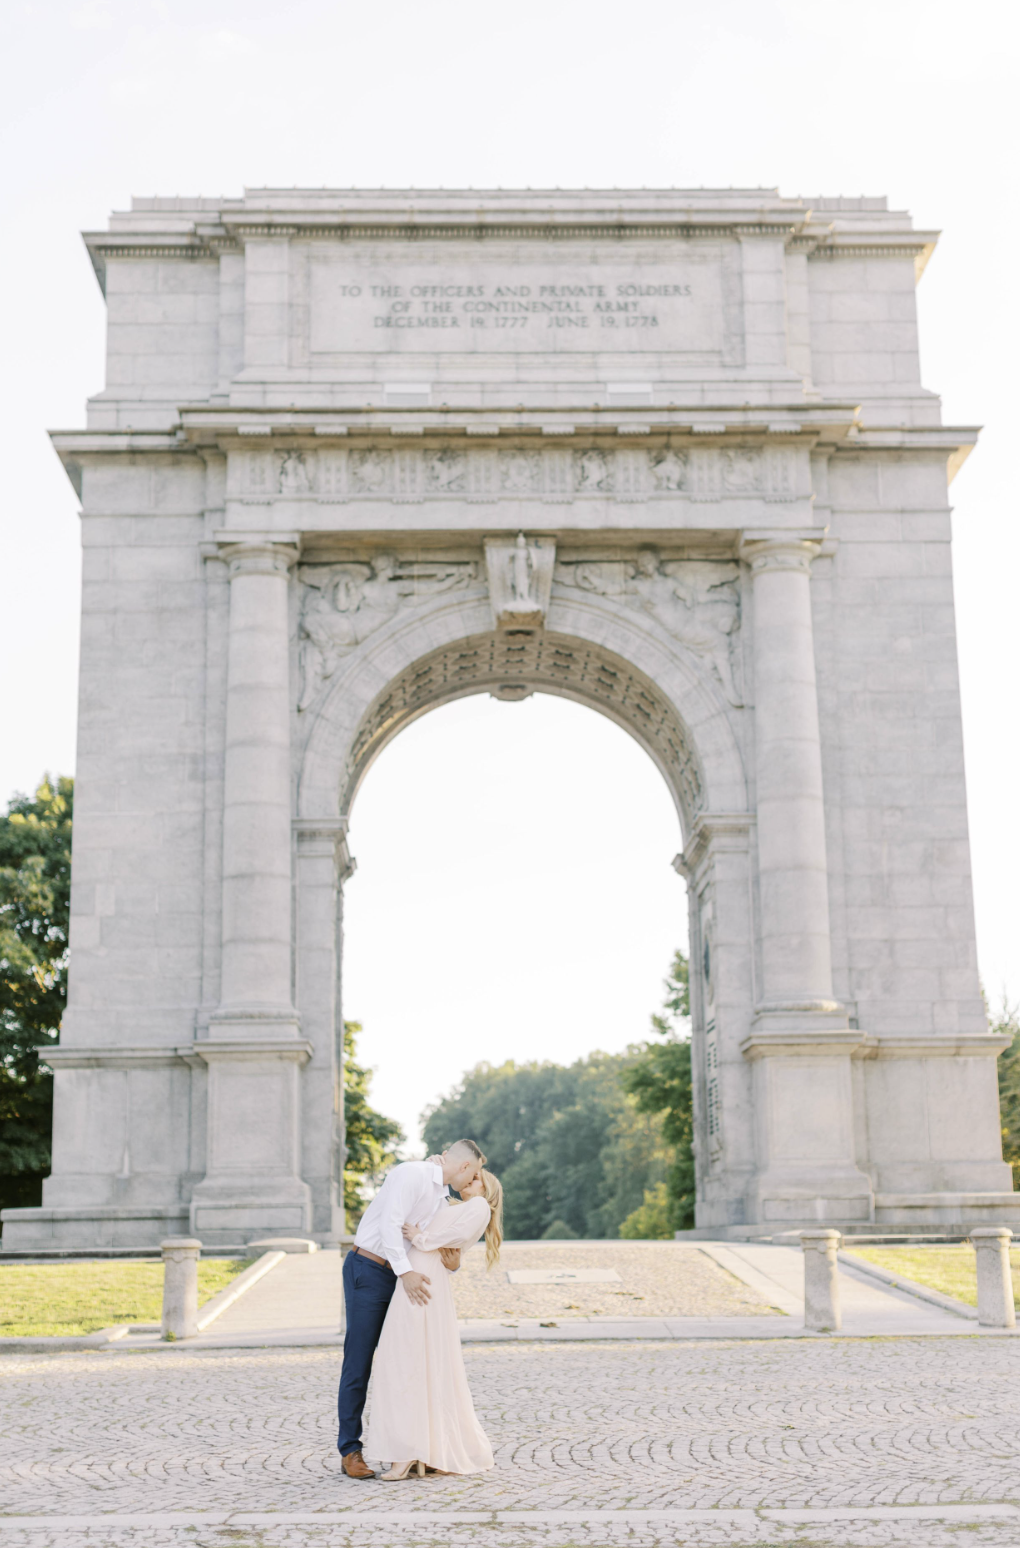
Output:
(480, 1169), (503, 1271)
(450, 1167), (503, 1270)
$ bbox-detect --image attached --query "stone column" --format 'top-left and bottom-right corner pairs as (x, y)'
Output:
(739, 534), (872, 1228)
(293, 817), (356, 1241)
(739, 534), (837, 1014)
(190, 534), (313, 1244)
(213, 537), (301, 1032)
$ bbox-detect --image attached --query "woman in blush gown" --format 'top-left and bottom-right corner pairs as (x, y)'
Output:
(364, 1169), (503, 1479)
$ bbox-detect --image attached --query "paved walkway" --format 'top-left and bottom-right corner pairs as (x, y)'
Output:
(3, 1337), (1020, 1546)
(94, 1238), (988, 1350)
(209, 1251), (343, 1339)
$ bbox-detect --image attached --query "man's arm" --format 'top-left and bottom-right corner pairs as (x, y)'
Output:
(377, 1165), (432, 1303)
(376, 1167), (417, 1279)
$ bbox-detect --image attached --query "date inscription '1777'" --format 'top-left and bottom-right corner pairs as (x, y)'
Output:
(310, 264), (720, 353)
(360, 281), (690, 332)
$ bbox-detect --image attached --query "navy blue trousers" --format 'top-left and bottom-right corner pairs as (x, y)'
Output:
(337, 1249), (397, 1456)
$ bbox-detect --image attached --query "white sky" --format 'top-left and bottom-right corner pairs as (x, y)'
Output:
(2, 0), (1017, 1144)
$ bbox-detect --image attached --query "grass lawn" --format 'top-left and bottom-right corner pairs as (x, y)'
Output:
(0, 1257), (254, 1336)
(844, 1244), (1020, 1309)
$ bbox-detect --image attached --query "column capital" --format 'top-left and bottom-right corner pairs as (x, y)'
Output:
(293, 816), (357, 882)
(214, 529), (301, 579)
(738, 530), (824, 577)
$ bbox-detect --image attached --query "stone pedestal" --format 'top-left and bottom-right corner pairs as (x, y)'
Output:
(189, 536), (313, 1243)
(800, 1228), (842, 1332)
(740, 535), (872, 1227)
(161, 1236), (200, 1339)
(970, 1227), (1016, 1328)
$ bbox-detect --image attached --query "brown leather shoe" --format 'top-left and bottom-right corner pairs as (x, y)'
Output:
(341, 1450), (375, 1479)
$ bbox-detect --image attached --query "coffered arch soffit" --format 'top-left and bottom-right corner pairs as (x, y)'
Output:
(297, 588), (748, 837)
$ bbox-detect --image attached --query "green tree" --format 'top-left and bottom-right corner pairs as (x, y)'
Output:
(0, 777), (73, 1215)
(422, 1050), (667, 1240)
(619, 1181), (671, 1239)
(622, 949), (696, 1232)
(342, 1020), (404, 1226)
(995, 997), (1020, 1182)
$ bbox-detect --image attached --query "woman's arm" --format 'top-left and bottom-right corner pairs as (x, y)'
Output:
(412, 1196), (490, 1251)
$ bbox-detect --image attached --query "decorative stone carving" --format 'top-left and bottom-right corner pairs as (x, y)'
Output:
(499, 448), (540, 493)
(297, 555), (476, 709)
(425, 449), (466, 493)
(317, 450), (345, 499)
(555, 549), (743, 705)
(236, 442), (796, 508)
(615, 447), (649, 499)
(279, 450), (313, 494)
(763, 445), (798, 503)
(575, 448), (611, 492)
(467, 447), (499, 499)
(651, 447), (688, 491)
(542, 447), (573, 500)
(349, 448), (391, 493)
(484, 533), (556, 631)
(721, 449), (762, 493)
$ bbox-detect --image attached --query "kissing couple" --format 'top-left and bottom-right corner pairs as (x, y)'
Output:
(337, 1138), (503, 1480)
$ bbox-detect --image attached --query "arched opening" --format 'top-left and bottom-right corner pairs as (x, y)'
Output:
(297, 611), (748, 1238)
(338, 629), (706, 830)
(340, 682), (689, 1196)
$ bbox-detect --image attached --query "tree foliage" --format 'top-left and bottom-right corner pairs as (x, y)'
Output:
(342, 1020), (404, 1224)
(621, 949), (696, 1233)
(995, 998), (1020, 1181)
(422, 1048), (667, 1240)
(0, 777), (73, 1213)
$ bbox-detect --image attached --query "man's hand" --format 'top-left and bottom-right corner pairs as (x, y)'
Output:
(439, 1247), (461, 1273)
(400, 1270), (431, 1306)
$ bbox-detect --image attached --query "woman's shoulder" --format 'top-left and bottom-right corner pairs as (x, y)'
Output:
(463, 1194), (491, 1221)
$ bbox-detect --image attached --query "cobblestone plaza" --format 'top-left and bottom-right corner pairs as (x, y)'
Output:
(4, 1337), (1020, 1547)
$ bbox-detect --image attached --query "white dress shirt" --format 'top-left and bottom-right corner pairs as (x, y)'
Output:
(353, 1160), (449, 1278)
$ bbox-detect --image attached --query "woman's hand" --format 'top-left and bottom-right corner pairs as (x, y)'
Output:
(402, 1221), (418, 1241)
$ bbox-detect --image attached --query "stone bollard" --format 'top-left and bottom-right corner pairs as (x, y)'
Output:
(800, 1229), (842, 1332)
(969, 1227), (1016, 1329)
(161, 1237), (201, 1340)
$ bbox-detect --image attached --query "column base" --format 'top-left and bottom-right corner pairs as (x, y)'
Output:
(742, 1014), (875, 1228)
(0, 1204), (191, 1252)
(751, 1167), (875, 1226)
(190, 1036), (314, 1245)
(188, 1177), (313, 1244)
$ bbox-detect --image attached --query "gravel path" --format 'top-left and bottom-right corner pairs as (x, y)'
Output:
(451, 1242), (775, 1320)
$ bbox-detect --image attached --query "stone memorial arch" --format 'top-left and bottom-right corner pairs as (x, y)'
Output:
(4, 187), (1016, 1250)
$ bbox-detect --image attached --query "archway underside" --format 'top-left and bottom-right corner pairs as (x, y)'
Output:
(341, 629), (705, 826)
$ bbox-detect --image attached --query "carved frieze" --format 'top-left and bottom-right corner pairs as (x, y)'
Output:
(554, 550), (743, 705)
(296, 555), (478, 710)
(235, 442), (804, 508)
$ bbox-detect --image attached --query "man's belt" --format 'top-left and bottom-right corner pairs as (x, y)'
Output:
(350, 1244), (393, 1269)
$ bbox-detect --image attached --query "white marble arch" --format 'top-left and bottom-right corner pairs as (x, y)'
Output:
(7, 185), (1015, 1253)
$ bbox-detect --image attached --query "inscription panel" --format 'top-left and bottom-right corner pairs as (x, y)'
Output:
(309, 255), (729, 356)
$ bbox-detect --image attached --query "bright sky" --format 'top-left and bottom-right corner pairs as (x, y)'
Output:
(2, 0), (1016, 1145)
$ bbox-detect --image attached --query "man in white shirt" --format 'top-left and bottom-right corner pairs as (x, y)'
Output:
(337, 1139), (485, 1478)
